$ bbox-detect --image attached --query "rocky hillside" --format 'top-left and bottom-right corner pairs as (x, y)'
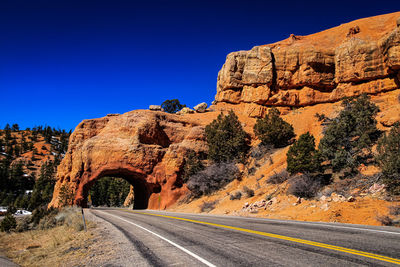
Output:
(50, 12), (400, 226)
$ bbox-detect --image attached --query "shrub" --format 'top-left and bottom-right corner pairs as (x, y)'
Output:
(58, 183), (74, 207)
(161, 99), (186, 113)
(0, 213), (17, 232)
(229, 191), (242, 200)
(376, 215), (393, 226)
(205, 111), (249, 163)
(319, 94), (380, 172)
(182, 151), (204, 182)
(200, 200), (218, 212)
(187, 163), (239, 197)
(249, 144), (271, 160)
(16, 216), (31, 232)
(376, 123), (400, 195)
(267, 170), (289, 184)
(242, 186), (254, 198)
(389, 205), (400, 216)
(254, 107), (295, 148)
(287, 173), (325, 199)
(286, 132), (321, 175)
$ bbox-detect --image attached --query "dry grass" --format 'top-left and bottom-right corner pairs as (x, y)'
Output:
(0, 208), (97, 267)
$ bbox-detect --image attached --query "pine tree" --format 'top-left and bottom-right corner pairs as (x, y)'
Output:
(254, 108), (295, 148)
(205, 110), (249, 163)
(318, 94), (380, 172)
(286, 132), (321, 175)
(376, 123), (400, 195)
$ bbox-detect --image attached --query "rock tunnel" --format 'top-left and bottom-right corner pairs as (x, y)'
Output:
(49, 110), (207, 210)
(82, 168), (161, 209)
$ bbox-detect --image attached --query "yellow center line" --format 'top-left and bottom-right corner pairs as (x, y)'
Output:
(121, 210), (400, 265)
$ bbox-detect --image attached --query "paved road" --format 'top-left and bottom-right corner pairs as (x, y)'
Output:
(90, 208), (400, 266)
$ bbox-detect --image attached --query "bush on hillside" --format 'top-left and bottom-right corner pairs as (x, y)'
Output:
(254, 107), (295, 148)
(376, 123), (400, 195)
(0, 213), (17, 232)
(187, 163), (239, 197)
(318, 94), (380, 173)
(182, 151), (205, 182)
(161, 99), (186, 113)
(286, 132), (321, 175)
(205, 111), (249, 163)
(267, 170), (290, 184)
(242, 186), (254, 198)
(287, 173), (327, 199)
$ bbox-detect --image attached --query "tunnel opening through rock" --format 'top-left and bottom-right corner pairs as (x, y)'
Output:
(81, 169), (159, 210)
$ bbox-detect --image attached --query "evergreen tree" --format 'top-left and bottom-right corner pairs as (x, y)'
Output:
(205, 110), (249, 163)
(376, 123), (400, 195)
(11, 124), (19, 131)
(286, 132), (321, 175)
(318, 94), (380, 172)
(161, 99), (186, 113)
(254, 107), (295, 148)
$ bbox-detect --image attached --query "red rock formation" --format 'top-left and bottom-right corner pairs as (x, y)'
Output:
(215, 12), (400, 117)
(49, 111), (207, 209)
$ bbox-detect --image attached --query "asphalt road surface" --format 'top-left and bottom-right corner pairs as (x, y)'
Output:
(90, 208), (400, 266)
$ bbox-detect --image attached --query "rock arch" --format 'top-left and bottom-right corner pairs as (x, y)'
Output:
(49, 110), (207, 209)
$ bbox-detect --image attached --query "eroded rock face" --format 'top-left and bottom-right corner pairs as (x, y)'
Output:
(49, 110), (207, 209)
(215, 12), (400, 117)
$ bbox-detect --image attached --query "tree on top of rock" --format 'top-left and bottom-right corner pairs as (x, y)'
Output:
(205, 110), (249, 163)
(161, 99), (186, 113)
(253, 107), (295, 148)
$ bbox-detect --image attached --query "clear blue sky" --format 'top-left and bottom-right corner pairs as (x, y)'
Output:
(1, 0), (398, 131)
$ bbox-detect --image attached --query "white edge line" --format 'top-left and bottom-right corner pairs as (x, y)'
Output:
(97, 211), (216, 267)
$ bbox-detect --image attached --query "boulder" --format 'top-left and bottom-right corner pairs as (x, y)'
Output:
(149, 105), (163, 111)
(176, 107), (195, 115)
(397, 17), (400, 27)
(193, 102), (208, 113)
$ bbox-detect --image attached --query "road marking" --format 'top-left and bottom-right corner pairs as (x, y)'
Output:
(127, 210), (400, 265)
(96, 211), (216, 267)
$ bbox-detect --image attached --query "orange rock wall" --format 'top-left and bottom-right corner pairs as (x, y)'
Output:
(215, 12), (400, 117)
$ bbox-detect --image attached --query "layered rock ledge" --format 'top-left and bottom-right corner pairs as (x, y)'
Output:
(215, 12), (400, 117)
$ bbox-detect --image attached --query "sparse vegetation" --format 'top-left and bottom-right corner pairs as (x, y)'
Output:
(200, 200), (218, 212)
(254, 107), (295, 148)
(389, 205), (400, 216)
(229, 191), (242, 200)
(267, 170), (289, 184)
(287, 173), (327, 199)
(205, 111), (249, 163)
(376, 215), (393, 226)
(242, 186), (254, 198)
(187, 163), (239, 197)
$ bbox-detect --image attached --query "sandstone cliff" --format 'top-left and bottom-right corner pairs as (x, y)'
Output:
(215, 12), (400, 117)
